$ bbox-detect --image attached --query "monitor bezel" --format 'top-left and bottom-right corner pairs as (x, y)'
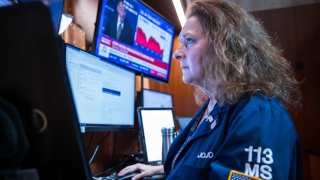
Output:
(65, 44), (136, 132)
(92, 0), (175, 83)
(141, 88), (173, 108)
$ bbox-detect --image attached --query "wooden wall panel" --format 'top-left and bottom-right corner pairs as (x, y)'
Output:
(308, 154), (320, 180)
(252, 2), (320, 145)
(304, 149), (320, 180)
(62, 23), (86, 50)
(293, 4), (320, 150)
(252, 6), (298, 62)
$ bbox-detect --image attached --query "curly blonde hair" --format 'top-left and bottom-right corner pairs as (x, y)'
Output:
(188, 0), (301, 107)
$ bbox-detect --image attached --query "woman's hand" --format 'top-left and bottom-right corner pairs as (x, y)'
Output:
(117, 163), (164, 180)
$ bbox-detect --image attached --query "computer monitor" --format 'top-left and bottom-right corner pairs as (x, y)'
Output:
(142, 89), (173, 108)
(137, 107), (176, 164)
(0, 2), (91, 179)
(93, 0), (175, 83)
(66, 44), (136, 132)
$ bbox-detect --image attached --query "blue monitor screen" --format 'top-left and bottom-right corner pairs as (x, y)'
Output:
(93, 0), (175, 83)
(66, 44), (135, 132)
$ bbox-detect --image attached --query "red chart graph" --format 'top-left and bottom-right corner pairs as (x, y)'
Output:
(135, 27), (164, 55)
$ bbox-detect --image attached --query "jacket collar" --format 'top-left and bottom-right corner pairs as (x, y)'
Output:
(188, 100), (223, 141)
(180, 99), (230, 142)
(164, 99), (230, 174)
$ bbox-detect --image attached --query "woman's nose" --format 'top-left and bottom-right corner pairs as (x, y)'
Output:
(173, 48), (184, 61)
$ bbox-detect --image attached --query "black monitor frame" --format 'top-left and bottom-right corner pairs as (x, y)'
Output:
(0, 2), (91, 179)
(138, 88), (173, 108)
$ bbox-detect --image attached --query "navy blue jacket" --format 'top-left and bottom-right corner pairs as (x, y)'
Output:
(164, 94), (302, 179)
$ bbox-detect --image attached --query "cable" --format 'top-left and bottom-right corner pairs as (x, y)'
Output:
(88, 132), (110, 165)
(89, 145), (100, 164)
(94, 153), (134, 177)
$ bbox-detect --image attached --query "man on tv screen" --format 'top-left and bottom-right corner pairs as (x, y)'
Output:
(104, 0), (134, 46)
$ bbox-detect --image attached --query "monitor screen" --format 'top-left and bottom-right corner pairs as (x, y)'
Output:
(66, 44), (135, 132)
(142, 89), (173, 108)
(137, 107), (175, 164)
(93, 0), (175, 83)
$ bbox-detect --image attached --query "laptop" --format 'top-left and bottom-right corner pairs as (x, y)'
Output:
(137, 107), (176, 165)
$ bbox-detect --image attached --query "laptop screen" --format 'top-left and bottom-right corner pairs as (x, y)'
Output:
(137, 107), (176, 164)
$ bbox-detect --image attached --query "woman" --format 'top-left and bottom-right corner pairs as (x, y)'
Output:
(118, 0), (302, 179)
